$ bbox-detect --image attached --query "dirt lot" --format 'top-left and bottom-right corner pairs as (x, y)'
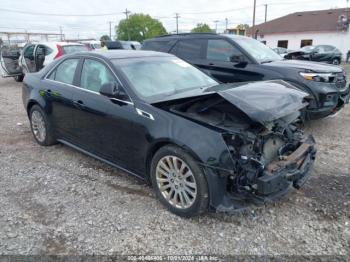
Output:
(0, 66), (349, 257)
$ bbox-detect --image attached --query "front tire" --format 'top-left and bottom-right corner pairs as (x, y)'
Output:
(29, 105), (56, 146)
(150, 145), (209, 217)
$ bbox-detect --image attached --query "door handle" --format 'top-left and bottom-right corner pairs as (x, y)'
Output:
(45, 89), (52, 96)
(73, 100), (85, 109)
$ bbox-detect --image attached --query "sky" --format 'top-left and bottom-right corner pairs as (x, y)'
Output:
(0, 0), (349, 40)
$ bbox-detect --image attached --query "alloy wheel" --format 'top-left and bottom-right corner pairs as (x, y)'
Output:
(156, 155), (197, 209)
(31, 110), (46, 143)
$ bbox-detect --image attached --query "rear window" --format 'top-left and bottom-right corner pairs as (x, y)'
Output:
(173, 39), (206, 60)
(142, 40), (175, 52)
(61, 45), (88, 54)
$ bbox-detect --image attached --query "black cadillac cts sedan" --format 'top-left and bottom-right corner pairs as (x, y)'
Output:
(22, 50), (316, 217)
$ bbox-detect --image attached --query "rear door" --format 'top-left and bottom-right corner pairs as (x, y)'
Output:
(0, 47), (22, 77)
(170, 38), (207, 71)
(44, 58), (80, 139)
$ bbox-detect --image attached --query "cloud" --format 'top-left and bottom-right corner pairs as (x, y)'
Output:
(0, 0), (346, 40)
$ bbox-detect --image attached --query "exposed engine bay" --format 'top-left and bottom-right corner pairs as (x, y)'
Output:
(156, 92), (316, 201)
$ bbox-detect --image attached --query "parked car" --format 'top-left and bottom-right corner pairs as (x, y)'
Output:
(80, 40), (102, 50)
(23, 50), (316, 217)
(284, 45), (342, 65)
(105, 40), (141, 50)
(0, 42), (89, 82)
(272, 47), (292, 57)
(142, 33), (350, 119)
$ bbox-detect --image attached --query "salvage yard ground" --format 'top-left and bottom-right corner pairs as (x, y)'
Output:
(0, 66), (349, 256)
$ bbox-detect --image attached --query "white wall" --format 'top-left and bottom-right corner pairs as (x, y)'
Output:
(257, 30), (350, 60)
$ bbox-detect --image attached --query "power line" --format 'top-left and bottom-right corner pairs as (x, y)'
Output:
(0, 7), (123, 17)
(0, 0), (322, 18)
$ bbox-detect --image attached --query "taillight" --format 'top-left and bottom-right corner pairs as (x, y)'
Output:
(54, 44), (63, 59)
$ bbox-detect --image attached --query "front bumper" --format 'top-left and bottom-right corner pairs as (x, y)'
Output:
(207, 135), (317, 213)
(307, 84), (350, 119)
(255, 135), (317, 198)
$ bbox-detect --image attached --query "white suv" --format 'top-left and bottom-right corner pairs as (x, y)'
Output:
(0, 42), (88, 82)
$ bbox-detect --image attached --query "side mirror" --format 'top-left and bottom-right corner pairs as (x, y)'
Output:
(230, 55), (248, 67)
(100, 82), (128, 100)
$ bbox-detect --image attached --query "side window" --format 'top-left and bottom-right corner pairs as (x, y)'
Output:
(142, 40), (175, 52)
(322, 46), (334, 52)
(80, 59), (115, 92)
(53, 59), (79, 85)
(23, 45), (35, 59)
(207, 40), (242, 62)
(174, 40), (205, 59)
(315, 46), (325, 53)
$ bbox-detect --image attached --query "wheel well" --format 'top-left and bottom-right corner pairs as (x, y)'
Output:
(26, 101), (38, 116)
(145, 141), (201, 183)
(145, 142), (172, 183)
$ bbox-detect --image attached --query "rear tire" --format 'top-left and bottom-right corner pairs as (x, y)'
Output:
(14, 74), (24, 82)
(29, 105), (56, 146)
(150, 145), (209, 217)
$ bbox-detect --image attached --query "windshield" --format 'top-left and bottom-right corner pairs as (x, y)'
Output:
(62, 45), (89, 54)
(232, 37), (283, 63)
(114, 57), (218, 100)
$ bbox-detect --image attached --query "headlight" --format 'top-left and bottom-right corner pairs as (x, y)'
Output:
(300, 72), (336, 82)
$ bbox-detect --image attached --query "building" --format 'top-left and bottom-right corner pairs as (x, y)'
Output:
(249, 8), (350, 59)
(226, 28), (246, 36)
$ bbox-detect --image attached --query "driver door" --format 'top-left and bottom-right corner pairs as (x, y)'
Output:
(202, 39), (262, 83)
(71, 58), (145, 173)
(0, 46), (22, 77)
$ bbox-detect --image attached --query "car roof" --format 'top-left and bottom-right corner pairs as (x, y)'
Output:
(67, 50), (173, 59)
(145, 33), (250, 41)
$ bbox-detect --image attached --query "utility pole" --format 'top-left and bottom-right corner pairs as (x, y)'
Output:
(264, 4), (268, 22)
(59, 26), (63, 41)
(108, 21), (112, 39)
(123, 8), (131, 40)
(175, 13), (180, 34)
(252, 0), (256, 38)
(214, 20), (219, 33)
(225, 18), (228, 33)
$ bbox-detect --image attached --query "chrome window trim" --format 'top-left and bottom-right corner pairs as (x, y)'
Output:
(44, 55), (134, 105)
(44, 78), (134, 105)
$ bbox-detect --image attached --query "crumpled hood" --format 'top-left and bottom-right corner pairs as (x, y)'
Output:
(152, 80), (310, 126)
(216, 80), (309, 125)
(264, 59), (343, 73)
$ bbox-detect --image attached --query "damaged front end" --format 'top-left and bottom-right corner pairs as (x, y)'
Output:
(222, 119), (316, 206)
(157, 80), (317, 212)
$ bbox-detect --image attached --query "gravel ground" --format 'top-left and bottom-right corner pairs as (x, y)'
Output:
(0, 66), (349, 257)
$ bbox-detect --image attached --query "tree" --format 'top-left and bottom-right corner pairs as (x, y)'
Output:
(116, 14), (167, 42)
(100, 35), (111, 42)
(191, 23), (212, 33)
(236, 24), (250, 30)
